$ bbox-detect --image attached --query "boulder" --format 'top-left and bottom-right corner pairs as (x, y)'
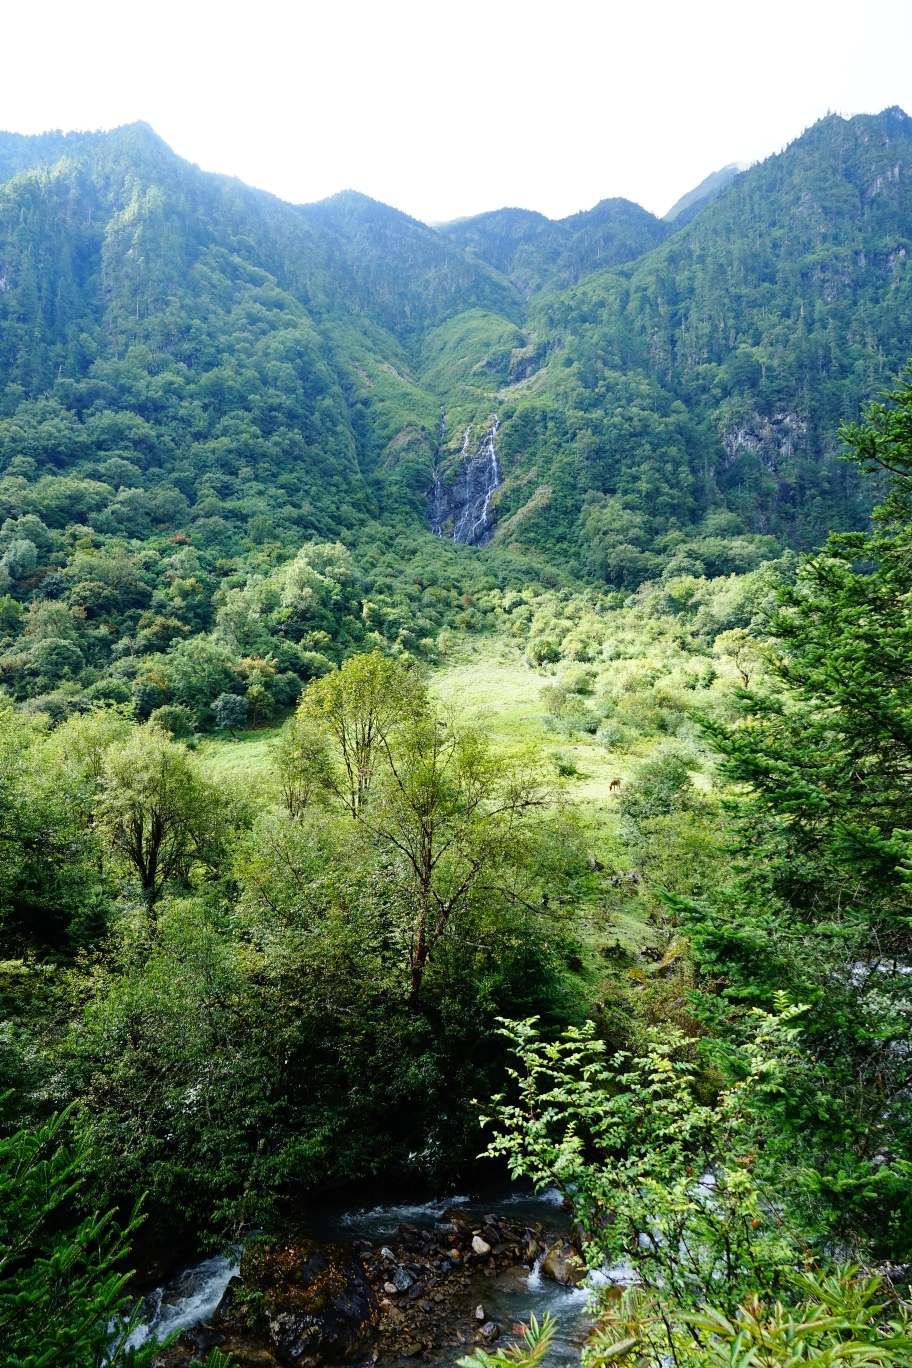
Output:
(541, 1241), (585, 1287)
(440, 1208), (472, 1229)
(238, 1240), (378, 1367)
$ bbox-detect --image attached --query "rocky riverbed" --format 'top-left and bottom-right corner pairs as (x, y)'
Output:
(146, 1199), (591, 1368)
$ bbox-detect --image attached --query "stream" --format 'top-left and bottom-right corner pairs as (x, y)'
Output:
(129, 1184), (596, 1366)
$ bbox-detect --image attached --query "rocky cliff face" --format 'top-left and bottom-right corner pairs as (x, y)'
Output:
(429, 421), (502, 546)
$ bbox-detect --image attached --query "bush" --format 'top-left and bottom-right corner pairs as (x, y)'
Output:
(619, 752), (697, 822)
(149, 704), (196, 741)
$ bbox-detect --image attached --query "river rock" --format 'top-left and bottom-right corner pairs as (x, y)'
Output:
(471, 1235), (491, 1255)
(236, 1240), (379, 1367)
(541, 1240), (585, 1287)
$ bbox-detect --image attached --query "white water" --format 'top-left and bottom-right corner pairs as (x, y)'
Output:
(430, 419), (503, 546)
(126, 1252), (239, 1351)
(460, 417), (502, 546)
(126, 1185), (591, 1365)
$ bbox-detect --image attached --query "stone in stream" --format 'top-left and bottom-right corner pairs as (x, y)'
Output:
(154, 1204), (570, 1367)
(541, 1239), (585, 1287)
(220, 1240), (378, 1367)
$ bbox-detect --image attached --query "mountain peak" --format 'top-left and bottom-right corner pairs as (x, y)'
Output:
(663, 161), (750, 223)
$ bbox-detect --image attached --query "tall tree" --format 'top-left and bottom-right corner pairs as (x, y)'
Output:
(690, 369), (912, 1258)
(97, 725), (221, 918)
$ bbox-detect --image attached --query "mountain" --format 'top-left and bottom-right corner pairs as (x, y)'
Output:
(481, 108), (912, 576)
(437, 198), (669, 297)
(0, 108), (910, 717)
(663, 160), (749, 223)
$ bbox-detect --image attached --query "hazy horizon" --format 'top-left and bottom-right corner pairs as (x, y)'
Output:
(0, 0), (910, 224)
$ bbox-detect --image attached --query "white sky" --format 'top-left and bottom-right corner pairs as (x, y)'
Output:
(0, 0), (910, 224)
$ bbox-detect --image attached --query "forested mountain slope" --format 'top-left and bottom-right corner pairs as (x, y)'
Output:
(483, 107), (912, 577)
(437, 197), (670, 297)
(0, 109), (911, 720)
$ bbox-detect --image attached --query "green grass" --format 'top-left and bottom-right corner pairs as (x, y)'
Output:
(196, 721), (285, 786)
(431, 638), (635, 809)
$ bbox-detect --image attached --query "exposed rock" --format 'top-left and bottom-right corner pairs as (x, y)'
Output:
(152, 1205), (570, 1368)
(229, 1240), (378, 1366)
(541, 1240), (585, 1287)
(429, 422), (502, 546)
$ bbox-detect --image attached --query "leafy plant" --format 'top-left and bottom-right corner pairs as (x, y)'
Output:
(479, 1005), (815, 1328)
(586, 1272), (912, 1368)
(0, 1108), (160, 1368)
(458, 1312), (558, 1368)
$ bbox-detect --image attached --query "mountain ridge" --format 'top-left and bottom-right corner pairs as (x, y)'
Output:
(0, 107), (909, 721)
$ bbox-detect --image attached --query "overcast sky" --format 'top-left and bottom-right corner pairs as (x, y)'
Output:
(1, 0), (910, 224)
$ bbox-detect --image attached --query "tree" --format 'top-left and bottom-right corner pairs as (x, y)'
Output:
(148, 704), (195, 741)
(272, 715), (333, 817)
(0, 1109), (158, 1368)
(290, 652), (555, 995)
(97, 726), (221, 916)
(0, 705), (107, 952)
(689, 369), (912, 1257)
(213, 693), (247, 739)
(296, 651), (423, 817)
(366, 711), (552, 997)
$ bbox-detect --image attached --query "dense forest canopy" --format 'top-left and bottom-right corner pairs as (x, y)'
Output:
(3, 107), (912, 1368)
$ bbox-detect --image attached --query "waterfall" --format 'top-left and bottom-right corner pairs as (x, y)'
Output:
(427, 418), (503, 547)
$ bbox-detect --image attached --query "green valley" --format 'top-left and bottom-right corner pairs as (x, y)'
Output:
(2, 106), (912, 1368)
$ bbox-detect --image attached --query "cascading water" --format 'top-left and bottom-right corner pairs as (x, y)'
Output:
(125, 1186), (593, 1368)
(428, 418), (503, 547)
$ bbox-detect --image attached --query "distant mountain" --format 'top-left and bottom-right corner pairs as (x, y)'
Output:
(437, 198), (669, 297)
(0, 106), (908, 714)
(663, 161), (749, 223)
(485, 108), (912, 571)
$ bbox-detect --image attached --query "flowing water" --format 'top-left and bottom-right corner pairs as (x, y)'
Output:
(128, 1183), (596, 1365)
(126, 1253), (240, 1352)
(429, 420), (503, 546)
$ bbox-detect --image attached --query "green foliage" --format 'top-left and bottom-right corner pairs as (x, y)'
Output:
(458, 1312), (557, 1368)
(617, 751), (699, 822)
(0, 1109), (158, 1368)
(297, 650), (422, 816)
(480, 1010), (912, 1367)
(587, 1273), (912, 1368)
(480, 1007), (808, 1319)
(684, 371), (912, 1258)
(0, 705), (108, 951)
(97, 726), (224, 911)
(212, 693), (247, 737)
(148, 704), (195, 740)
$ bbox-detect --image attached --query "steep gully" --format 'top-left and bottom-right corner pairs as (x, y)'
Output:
(429, 419), (503, 546)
